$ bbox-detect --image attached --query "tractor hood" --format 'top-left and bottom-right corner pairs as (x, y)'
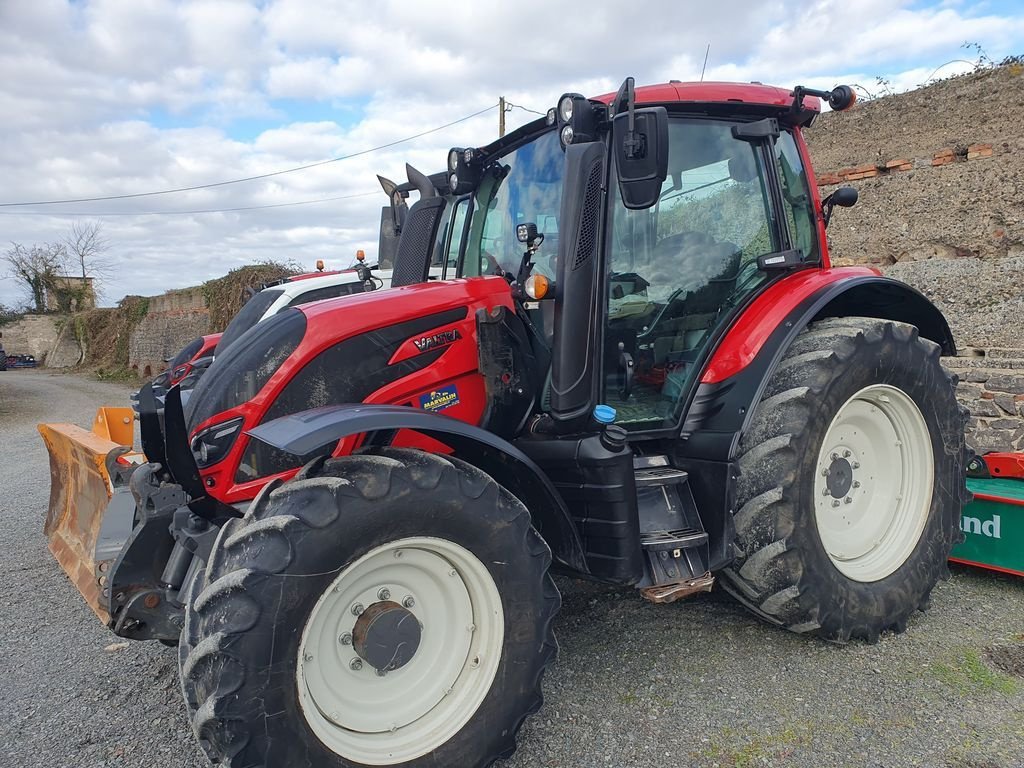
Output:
(184, 276), (515, 505)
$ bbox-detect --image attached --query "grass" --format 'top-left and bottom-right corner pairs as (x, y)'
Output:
(931, 648), (1018, 696)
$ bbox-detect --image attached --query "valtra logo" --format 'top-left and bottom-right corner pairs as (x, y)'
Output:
(413, 328), (461, 353)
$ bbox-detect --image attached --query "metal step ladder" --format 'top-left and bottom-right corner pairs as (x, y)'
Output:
(634, 457), (714, 603)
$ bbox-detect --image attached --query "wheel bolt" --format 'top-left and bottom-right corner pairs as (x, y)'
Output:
(853, 481), (861, 488)
(821, 487), (830, 496)
(831, 452), (839, 461)
(339, 633), (352, 646)
(832, 500), (841, 508)
(844, 497), (853, 504)
(403, 596), (415, 608)
(843, 450), (852, 458)
(350, 658), (363, 671)
(378, 588), (391, 601)
(376, 669), (387, 678)
(821, 468), (830, 477)
(351, 603), (364, 616)
(852, 461), (860, 469)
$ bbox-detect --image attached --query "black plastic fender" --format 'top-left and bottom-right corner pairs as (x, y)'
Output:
(678, 274), (956, 462)
(248, 404), (590, 574)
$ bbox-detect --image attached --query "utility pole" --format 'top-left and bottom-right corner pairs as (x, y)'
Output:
(499, 96), (506, 137)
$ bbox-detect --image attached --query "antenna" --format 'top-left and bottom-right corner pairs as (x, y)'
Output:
(700, 43), (710, 82)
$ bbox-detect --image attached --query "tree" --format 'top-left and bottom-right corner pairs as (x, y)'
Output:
(3, 242), (66, 312)
(64, 220), (112, 296)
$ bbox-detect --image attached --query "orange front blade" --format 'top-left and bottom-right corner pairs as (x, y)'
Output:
(37, 422), (126, 624)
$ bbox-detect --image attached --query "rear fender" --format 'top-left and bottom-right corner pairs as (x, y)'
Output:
(680, 274), (955, 462)
(248, 404), (589, 574)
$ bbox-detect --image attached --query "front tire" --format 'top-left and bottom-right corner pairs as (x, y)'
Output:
(721, 317), (969, 642)
(180, 448), (559, 767)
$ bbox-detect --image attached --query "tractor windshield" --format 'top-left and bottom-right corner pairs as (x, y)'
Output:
(602, 118), (815, 429)
(461, 129), (564, 279)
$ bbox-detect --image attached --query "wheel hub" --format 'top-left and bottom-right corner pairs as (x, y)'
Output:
(825, 456), (854, 499)
(812, 384), (933, 582)
(352, 601), (422, 673)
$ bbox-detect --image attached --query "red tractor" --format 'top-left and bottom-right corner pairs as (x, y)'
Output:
(42, 78), (968, 768)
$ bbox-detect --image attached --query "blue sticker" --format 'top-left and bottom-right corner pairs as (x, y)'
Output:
(419, 384), (460, 412)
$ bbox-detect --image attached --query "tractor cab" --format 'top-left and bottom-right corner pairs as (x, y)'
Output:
(445, 79), (842, 434)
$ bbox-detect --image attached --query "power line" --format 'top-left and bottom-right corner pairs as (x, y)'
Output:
(0, 190), (379, 217)
(507, 102), (546, 117)
(0, 104), (498, 208)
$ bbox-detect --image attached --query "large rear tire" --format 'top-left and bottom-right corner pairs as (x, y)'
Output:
(180, 448), (559, 767)
(720, 317), (969, 642)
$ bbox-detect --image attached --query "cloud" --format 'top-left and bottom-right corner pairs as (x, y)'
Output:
(0, 0), (1021, 307)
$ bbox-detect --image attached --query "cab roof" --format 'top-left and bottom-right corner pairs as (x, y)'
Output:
(596, 81), (820, 112)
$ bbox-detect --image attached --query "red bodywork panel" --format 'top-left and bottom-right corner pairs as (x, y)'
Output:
(700, 267), (880, 384)
(169, 333), (222, 386)
(193, 277), (514, 505)
(983, 453), (1024, 479)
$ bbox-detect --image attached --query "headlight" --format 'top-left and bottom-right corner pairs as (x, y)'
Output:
(463, 147), (474, 164)
(558, 95), (574, 123)
(560, 125), (574, 145)
(546, 107), (557, 126)
(449, 173), (459, 192)
(190, 417), (243, 469)
(448, 148), (460, 172)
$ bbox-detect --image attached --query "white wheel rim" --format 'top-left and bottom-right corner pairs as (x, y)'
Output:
(297, 537), (504, 765)
(813, 384), (933, 582)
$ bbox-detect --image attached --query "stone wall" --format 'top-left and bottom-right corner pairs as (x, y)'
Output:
(1, 315), (62, 362)
(127, 287), (210, 377)
(804, 63), (1024, 453)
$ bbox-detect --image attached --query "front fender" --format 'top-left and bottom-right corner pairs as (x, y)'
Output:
(248, 404), (589, 574)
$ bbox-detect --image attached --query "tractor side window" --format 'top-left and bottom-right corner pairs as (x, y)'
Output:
(460, 130), (564, 279)
(443, 197), (470, 278)
(604, 117), (779, 429)
(775, 131), (818, 262)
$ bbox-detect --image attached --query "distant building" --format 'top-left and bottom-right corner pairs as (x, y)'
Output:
(45, 275), (96, 312)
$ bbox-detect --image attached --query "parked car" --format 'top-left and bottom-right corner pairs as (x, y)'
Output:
(6, 354), (37, 369)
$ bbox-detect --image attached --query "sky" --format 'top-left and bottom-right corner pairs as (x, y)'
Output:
(1, 0), (1022, 307)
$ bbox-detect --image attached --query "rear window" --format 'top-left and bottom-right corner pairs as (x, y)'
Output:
(170, 337), (204, 370)
(217, 288), (284, 352)
(285, 281), (363, 307)
(186, 308), (306, 430)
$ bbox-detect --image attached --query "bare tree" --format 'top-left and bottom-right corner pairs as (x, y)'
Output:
(3, 242), (66, 312)
(64, 220), (112, 294)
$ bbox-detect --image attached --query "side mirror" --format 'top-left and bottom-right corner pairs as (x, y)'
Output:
(612, 106), (669, 210)
(822, 186), (858, 227)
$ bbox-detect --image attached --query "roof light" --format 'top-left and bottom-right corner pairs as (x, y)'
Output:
(558, 95), (575, 123)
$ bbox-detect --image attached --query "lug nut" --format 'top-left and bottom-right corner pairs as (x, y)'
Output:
(350, 658), (363, 671)
(821, 468), (830, 477)
(351, 603), (364, 616)
(852, 461), (861, 469)
(403, 596), (415, 608)
(853, 481), (861, 488)
(821, 487), (831, 496)
(843, 450), (852, 458)
(339, 633), (352, 646)
(831, 452), (839, 461)
(844, 497), (853, 504)
(376, 669), (387, 677)
(378, 588), (391, 601)
(832, 500), (841, 508)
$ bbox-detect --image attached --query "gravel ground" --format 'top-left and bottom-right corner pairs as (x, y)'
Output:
(1, 369), (1023, 768)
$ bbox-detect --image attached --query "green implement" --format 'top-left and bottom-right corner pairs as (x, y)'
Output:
(950, 454), (1024, 577)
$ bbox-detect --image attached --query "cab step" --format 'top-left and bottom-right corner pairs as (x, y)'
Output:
(634, 456), (713, 603)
